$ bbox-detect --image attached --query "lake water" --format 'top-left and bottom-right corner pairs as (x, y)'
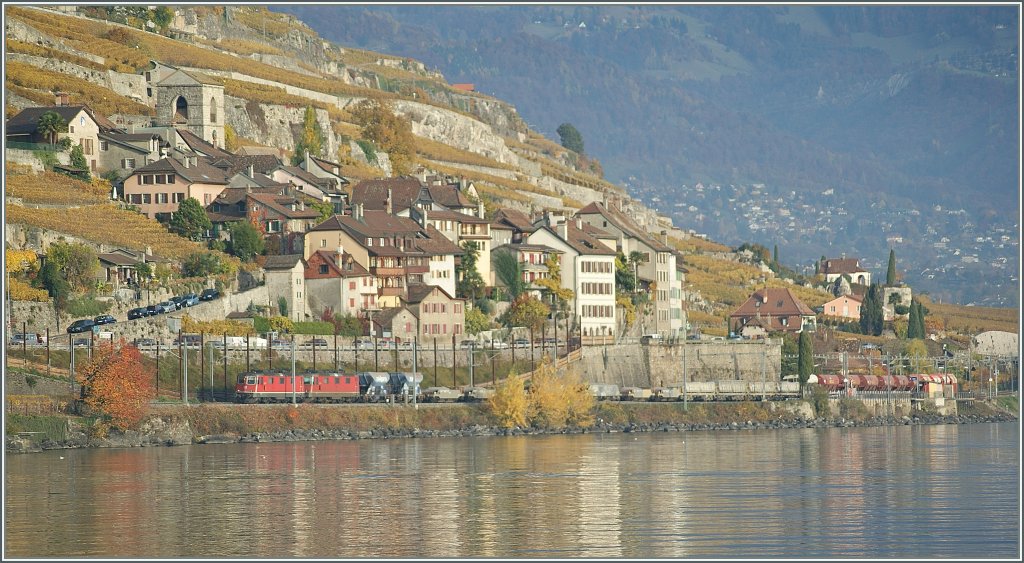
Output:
(4, 422), (1019, 558)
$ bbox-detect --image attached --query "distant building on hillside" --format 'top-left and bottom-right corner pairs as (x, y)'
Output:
(821, 256), (871, 286)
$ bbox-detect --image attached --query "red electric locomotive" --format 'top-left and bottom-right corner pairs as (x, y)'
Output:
(235, 369), (307, 403)
(235, 370), (364, 403)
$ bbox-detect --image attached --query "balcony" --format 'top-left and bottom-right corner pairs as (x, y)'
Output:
(373, 266), (404, 276)
(379, 286), (404, 297)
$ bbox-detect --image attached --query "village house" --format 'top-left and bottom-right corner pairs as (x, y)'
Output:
(122, 155), (228, 220)
(303, 205), (462, 308)
(304, 248), (377, 318)
(730, 287), (817, 337)
(527, 216), (618, 338)
(298, 152), (349, 192)
(270, 164), (347, 212)
(405, 285), (466, 342)
(5, 95), (119, 174)
(821, 256), (871, 286)
(263, 254), (308, 322)
(576, 201), (683, 336)
(97, 132), (168, 181)
(490, 242), (564, 299)
(822, 294), (863, 321)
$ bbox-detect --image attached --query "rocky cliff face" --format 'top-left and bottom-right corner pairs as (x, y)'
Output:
(225, 96), (339, 161)
(393, 100), (521, 167)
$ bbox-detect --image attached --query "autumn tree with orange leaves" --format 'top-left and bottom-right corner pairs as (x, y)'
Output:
(77, 340), (154, 430)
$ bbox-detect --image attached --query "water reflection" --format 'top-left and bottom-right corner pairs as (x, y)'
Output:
(4, 423), (1018, 558)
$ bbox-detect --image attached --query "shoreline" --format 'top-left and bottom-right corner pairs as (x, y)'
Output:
(6, 405), (1017, 454)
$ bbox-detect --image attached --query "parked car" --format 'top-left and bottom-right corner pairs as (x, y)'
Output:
(127, 307), (147, 320)
(181, 293), (200, 307)
(513, 338), (531, 349)
(199, 288), (220, 301)
(640, 334), (663, 346)
(66, 319), (96, 334)
(489, 340), (510, 350)
(175, 334), (203, 347)
(156, 301), (176, 314)
(9, 333), (42, 345)
(459, 339), (477, 350)
(309, 338), (328, 348)
(93, 314), (116, 326)
(73, 338), (91, 347)
(169, 296), (187, 310)
(271, 338), (292, 350)
(146, 304), (160, 315)
(134, 338), (157, 347)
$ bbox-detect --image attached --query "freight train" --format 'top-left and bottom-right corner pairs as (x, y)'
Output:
(590, 373), (956, 403)
(235, 369), (956, 405)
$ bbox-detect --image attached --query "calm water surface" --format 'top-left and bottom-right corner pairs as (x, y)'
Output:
(4, 422), (1019, 558)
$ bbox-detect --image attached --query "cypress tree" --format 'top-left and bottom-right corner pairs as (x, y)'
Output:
(914, 299), (927, 338)
(871, 284), (885, 336)
(907, 300), (920, 339)
(886, 249), (897, 286)
(859, 287), (874, 335)
(798, 331), (813, 385)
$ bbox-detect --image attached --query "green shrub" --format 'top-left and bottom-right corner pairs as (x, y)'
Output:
(66, 295), (112, 317)
(356, 139), (377, 164)
(809, 385), (831, 418)
(292, 321), (335, 335)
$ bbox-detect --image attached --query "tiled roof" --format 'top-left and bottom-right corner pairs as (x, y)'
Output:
(263, 254), (305, 270)
(576, 202), (672, 252)
(415, 225), (464, 255)
(248, 192), (320, 220)
(227, 154), (283, 176)
(425, 208), (490, 224)
(731, 287), (815, 319)
(426, 184), (474, 209)
(373, 306), (413, 328)
(492, 208), (535, 232)
(308, 250), (369, 277)
(6, 105), (117, 136)
(821, 258), (867, 275)
(350, 177), (425, 211)
(405, 284), (455, 304)
(175, 128), (233, 159)
(275, 165), (337, 192)
(131, 157), (228, 184)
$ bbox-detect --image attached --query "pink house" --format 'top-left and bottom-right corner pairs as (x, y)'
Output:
(822, 294), (863, 321)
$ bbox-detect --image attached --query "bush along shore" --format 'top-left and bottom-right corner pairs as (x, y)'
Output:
(5, 399), (1018, 454)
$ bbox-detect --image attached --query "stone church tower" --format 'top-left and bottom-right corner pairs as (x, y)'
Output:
(153, 68), (225, 149)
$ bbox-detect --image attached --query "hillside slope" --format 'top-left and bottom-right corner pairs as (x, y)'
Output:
(3, 5), (1015, 337)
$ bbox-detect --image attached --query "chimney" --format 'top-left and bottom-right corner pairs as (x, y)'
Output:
(575, 217), (582, 230)
(386, 187), (393, 215)
(55, 92), (69, 106)
(183, 157), (190, 169)
(661, 230), (668, 244)
(477, 200), (484, 219)
(304, 150), (310, 169)
(248, 164), (254, 178)
(558, 220), (568, 242)
(336, 245), (343, 266)
(354, 202), (364, 222)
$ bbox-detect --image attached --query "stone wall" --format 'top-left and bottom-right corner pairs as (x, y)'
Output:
(4, 148), (71, 172)
(577, 340), (783, 388)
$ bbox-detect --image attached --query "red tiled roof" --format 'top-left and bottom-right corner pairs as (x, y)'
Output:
(821, 258), (867, 275)
(731, 287), (815, 319)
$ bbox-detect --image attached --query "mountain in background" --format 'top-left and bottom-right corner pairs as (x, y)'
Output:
(275, 4), (1020, 307)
